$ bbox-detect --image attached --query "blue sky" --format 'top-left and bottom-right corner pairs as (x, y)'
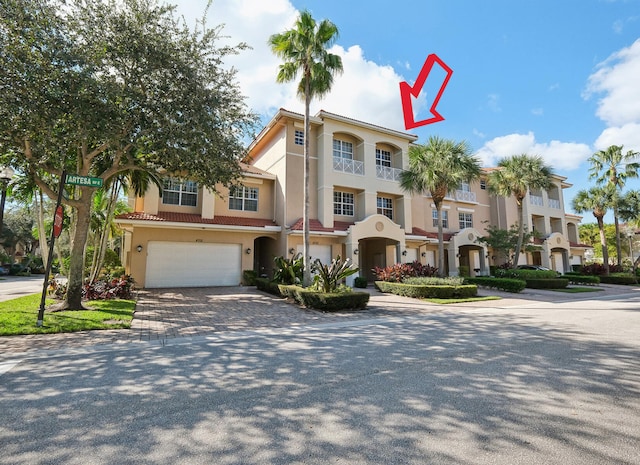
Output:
(175, 0), (640, 221)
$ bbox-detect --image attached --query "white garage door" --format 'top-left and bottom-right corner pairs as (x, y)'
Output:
(145, 242), (242, 288)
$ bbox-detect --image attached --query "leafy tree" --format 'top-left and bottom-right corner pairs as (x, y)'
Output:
(588, 144), (640, 266)
(572, 187), (613, 275)
(476, 223), (540, 266)
(400, 136), (481, 277)
(1, 206), (37, 263)
(486, 154), (553, 269)
(269, 10), (343, 287)
(1, 0), (256, 309)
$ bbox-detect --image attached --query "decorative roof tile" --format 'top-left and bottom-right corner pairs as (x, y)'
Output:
(115, 211), (278, 228)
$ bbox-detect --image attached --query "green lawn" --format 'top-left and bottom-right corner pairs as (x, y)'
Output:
(551, 287), (605, 293)
(424, 296), (502, 304)
(0, 294), (136, 336)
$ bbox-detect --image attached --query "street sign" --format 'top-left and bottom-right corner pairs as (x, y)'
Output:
(53, 205), (64, 238)
(65, 174), (103, 188)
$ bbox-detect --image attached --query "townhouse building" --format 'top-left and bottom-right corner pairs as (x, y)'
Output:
(115, 109), (589, 288)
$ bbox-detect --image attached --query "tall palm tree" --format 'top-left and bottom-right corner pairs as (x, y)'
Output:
(572, 186), (613, 275)
(487, 154), (553, 268)
(588, 145), (640, 266)
(400, 136), (481, 277)
(269, 10), (343, 287)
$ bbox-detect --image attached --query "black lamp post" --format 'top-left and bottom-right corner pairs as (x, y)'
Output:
(0, 166), (15, 235)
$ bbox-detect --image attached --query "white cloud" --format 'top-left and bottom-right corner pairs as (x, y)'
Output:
(531, 107), (544, 116)
(472, 128), (486, 139)
(487, 93), (501, 112)
(584, 38), (640, 127)
(183, 0), (408, 130)
(594, 123), (640, 152)
(474, 132), (592, 171)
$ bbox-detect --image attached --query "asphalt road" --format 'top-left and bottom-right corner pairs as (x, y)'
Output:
(0, 274), (47, 302)
(1, 294), (639, 464)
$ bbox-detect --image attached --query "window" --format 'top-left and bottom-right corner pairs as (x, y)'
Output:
(459, 212), (473, 229)
(294, 129), (304, 146)
(377, 196), (393, 220)
(459, 182), (471, 192)
(229, 186), (258, 212)
(432, 209), (448, 228)
(333, 191), (354, 216)
(163, 179), (198, 206)
(333, 139), (353, 159)
(480, 179), (487, 190)
(376, 149), (392, 167)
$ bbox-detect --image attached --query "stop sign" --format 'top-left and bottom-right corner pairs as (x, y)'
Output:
(53, 205), (64, 238)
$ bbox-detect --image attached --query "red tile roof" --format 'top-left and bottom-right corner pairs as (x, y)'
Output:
(115, 211), (278, 228)
(570, 241), (593, 249)
(289, 218), (354, 232)
(410, 227), (452, 241)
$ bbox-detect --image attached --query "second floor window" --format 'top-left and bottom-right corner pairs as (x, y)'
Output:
(333, 139), (353, 160)
(432, 209), (448, 228)
(377, 196), (393, 220)
(294, 129), (304, 146)
(376, 149), (391, 167)
(459, 182), (471, 192)
(163, 179), (198, 207)
(229, 186), (258, 212)
(480, 179), (487, 190)
(333, 191), (354, 216)
(459, 212), (473, 229)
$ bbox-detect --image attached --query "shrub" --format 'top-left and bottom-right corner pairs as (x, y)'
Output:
(524, 278), (569, 289)
(404, 276), (464, 286)
(565, 275), (600, 285)
(354, 276), (368, 288)
(256, 277), (282, 296)
(273, 253), (304, 285)
(311, 255), (359, 293)
(599, 274), (637, 285)
(278, 284), (369, 311)
(495, 268), (559, 280)
(373, 261), (438, 282)
(80, 276), (135, 300)
(375, 281), (477, 299)
(580, 263), (624, 275)
(465, 277), (526, 293)
(243, 269), (258, 286)
(458, 265), (469, 277)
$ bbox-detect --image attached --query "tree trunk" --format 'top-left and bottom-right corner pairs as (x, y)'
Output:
(436, 203), (445, 277)
(59, 191), (92, 310)
(36, 191), (49, 269)
(302, 82), (312, 287)
(597, 216), (610, 276)
(512, 200), (525, 268)
(614, 206), (622, 266)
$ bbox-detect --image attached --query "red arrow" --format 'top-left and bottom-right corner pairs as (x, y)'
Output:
(399, 54), (453, 130)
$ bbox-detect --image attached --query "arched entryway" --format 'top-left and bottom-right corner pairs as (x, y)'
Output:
(253, 236), (278, 279)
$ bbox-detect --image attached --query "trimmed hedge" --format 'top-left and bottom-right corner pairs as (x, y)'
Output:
(279, 284), (369, 311)
(495, 268), (559, 280)
(256, 277), (282, 296)
(465, 277), (526, 293)
(565, 275), (600, 285)
(375, 281), (477, 299)
(525, 278), (569, 289)
(599, 274), (638, 285)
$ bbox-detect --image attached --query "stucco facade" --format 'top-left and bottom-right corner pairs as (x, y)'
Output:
(116, 109), (589, 288)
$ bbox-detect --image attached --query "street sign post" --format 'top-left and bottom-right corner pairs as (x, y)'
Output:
(65, 174), (103, 188)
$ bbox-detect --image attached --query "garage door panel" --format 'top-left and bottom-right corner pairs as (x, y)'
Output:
(145, 242), (241, 288)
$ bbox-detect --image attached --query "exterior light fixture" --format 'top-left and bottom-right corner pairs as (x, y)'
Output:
(289, 248), (296, 255)
(245, 248), (252, 255)
(136, 245), (143, 253)
(353, 249), (359, 255)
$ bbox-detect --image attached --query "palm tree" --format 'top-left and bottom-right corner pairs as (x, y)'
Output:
(487, 154), (553, 268)
(269, 10), (343, 287)
(572, 186), (613, 275)
(588, 145), (640, 266)
(400, 136), (482, 277)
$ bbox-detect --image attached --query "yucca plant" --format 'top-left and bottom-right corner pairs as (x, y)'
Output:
(273, 253), (304, 285)
(311, 255), (359, 293)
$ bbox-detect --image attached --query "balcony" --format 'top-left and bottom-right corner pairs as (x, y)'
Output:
(333, 156), (364, 175)
(376, 165), (403, 181)
(530, 195), (544, 206)
(548, 198), (561, 209)
(455, 190), (476, 203)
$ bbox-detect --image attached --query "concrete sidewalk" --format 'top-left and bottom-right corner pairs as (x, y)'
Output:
(1, 283), (638, 359)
